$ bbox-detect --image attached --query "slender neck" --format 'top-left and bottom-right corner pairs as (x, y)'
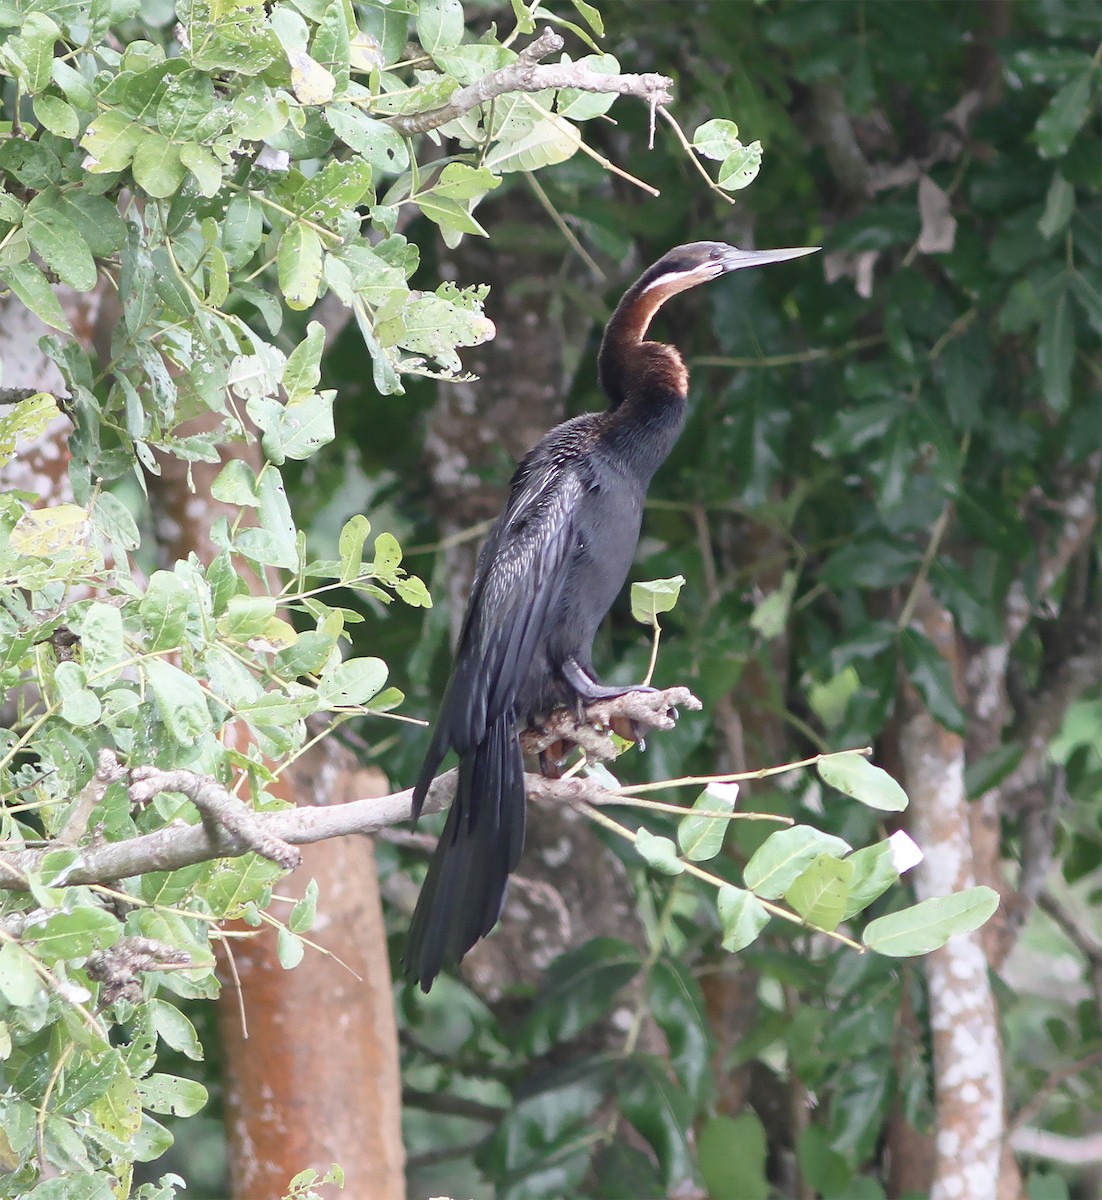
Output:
(597, 277), (691, 409)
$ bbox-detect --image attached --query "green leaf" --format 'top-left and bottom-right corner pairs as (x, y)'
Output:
(520, 937), (641, 1055)
(283, 321), (325, 400)
(431, 163), (502, 201)
(648, 957), (713, 1107)
(222, 192), (264, 269)
(568, 0), (605, 36)
(369, 530), (402, 580)
(842, 841), (900, 920)
(0, 942), (45, 1008)
(817, 752), (908, 812)
(271, 391), (335, 461)
(251, 466), (298, 569)
(61, 681), (103, 726)
(630, 575), (686, 625)
(278, 222), (323, 310)
(698, 1112), (768, 1200)
(718, 141), (763, 191)
(317, 657), (387, 706)
(210, 458), (259, 507)
(217, 595), (278, 640)
(784, 853), (854, 931)
(862, 886), (999, 956)
(24, 201), (97, 291)
(748, 568), (796, 640)
(483, 114), (579, 174)
(90, 489), (140, 551)
(819, 537), (920, 588)
(10, 502), (90, 558)
(0, 391), (60, 468)
(32, 93), (79, 138)
(132, 132), (186, 198)
(415, 192), (488, 237)
(22, 907), (121, 964)
(394, 575), (431, 607)
(325, 106), (409, 173)
(691, 118), (741, 161)
(743, 825), (851, 899)
(899, 628), (966, 735)
(144, 658), (212, 746)
(634, 828), (684, 875)
(1038, 172), (1075, 240)
(276, 925), (305, 969)
(717, 885), (770, 952)
(1, 262), (71, 331)
(1037, 283), (1075, 414)
(417, 0), (463, 53)
(179, 142), (223, 198)
(81, 110), (142, 172)
(677, 786), (737, 862)
(1034, 69), (1094, 159)
(2, 12), (59, 92)
(338, 514), (371, 580)
(619, 1056), (697, 1194)
(289, 878), (318, 933)
(149, 999), (204, 1061)
(137, 1073), (208, 1118)
(139, 570), (190, 651)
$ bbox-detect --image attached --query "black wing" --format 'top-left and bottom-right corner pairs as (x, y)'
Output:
(411, 457), (585, 815)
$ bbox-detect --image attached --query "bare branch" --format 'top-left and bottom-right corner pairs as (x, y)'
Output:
(1, 690), (695, 891)
(385, 28), (673, 137)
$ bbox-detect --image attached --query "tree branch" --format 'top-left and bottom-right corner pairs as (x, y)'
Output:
(385, 28), (673, 137)
(1, 688), (697, 891)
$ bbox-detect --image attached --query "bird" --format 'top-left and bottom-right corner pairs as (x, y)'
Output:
(404, 240), (819, 991)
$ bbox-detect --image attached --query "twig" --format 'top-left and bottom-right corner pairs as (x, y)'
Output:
(1008, 1046), (1102, 1134)
(58, 749), (127, 845)
(129, 762), (302, 871)
(385, 28), (673, 138)
(1039, 890), (1102, 1036)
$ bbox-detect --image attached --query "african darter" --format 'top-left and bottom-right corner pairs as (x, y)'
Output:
(405, 240), (819, 991)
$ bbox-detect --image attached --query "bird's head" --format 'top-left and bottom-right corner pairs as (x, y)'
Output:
(635, 241), (821, 306)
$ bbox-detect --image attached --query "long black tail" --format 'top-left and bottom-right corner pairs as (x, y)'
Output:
(403, 714), (526, 992)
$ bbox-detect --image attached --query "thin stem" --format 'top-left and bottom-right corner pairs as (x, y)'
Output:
(896, 501), (954, 632)
(641, 620), (662, 687)
(657, 105), (735, 206)
(603, 793), (792, 823)
(523, 95), (659, 197)
(525, 171), (605, 279)
(611, 746), (872, 796)
(691, 334), (885, 370)
(241, 189), (345, 245)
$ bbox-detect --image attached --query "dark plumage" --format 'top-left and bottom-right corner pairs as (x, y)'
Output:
(404, 240), (819, 991)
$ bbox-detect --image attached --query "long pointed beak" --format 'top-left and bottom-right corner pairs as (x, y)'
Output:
(719, 245), (821, 272)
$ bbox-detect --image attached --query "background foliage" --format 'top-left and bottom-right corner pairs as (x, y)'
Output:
(0, 0), (1098, 1198)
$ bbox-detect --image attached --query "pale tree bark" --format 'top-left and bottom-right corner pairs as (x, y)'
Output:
(900, 589), (1005, 1200)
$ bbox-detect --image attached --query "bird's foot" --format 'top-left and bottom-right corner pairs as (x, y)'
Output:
(562, 658), (658, 705)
